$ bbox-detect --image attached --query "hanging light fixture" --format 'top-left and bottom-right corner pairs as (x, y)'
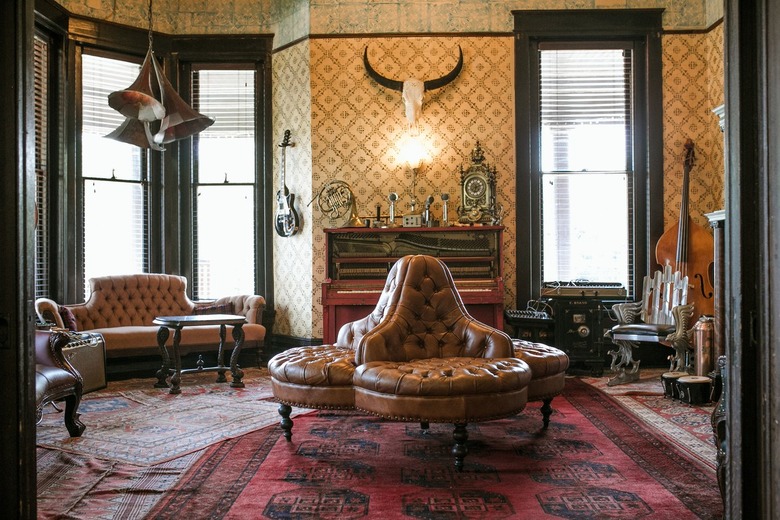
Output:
(105, 0), (214, 149)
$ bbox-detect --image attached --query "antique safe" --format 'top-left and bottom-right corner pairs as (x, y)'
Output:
(322, 226), (505, 343)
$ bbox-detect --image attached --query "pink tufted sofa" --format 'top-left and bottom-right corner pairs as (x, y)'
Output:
(35, 273), (266, 360)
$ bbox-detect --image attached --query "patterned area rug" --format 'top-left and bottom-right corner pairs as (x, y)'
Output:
(580, 368), (717, 469)
(37, 372), (720, 519)
(36, 367), (294, 466)
(147, 378), (722, 519)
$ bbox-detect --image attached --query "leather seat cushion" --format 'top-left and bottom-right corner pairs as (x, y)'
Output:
(269, 345), (357, 409)
(610, 322), (676, 336)
(36, 363), (78, 406)
(512, 339), (569, 378)
(353, 357), (531, 422)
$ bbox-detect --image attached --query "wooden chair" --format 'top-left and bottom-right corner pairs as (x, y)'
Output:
(605, 264), (695, 386)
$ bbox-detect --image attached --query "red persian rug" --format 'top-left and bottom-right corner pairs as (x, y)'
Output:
(147, 378), (722, 519)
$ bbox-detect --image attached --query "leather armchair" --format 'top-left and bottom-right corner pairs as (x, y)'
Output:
(35, 330), (86, 437)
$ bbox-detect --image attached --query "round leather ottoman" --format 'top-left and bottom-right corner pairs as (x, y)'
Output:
(268, 345), (357, 440)
(354, 357), (532, 470)
(512, 339), (570, 428)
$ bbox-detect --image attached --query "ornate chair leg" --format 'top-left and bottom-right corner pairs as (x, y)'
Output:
(63, 394), (86, 437)
(452, 422), (468, 472)
(540, 398), (553, 429)
(420, 421), (429, 433)
(607, 340), (640, 386)
(278, 403), (293, 442)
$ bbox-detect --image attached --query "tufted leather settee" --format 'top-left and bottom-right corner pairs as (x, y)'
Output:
(35, 273), (266, 361)
(270, 255), (536, 470)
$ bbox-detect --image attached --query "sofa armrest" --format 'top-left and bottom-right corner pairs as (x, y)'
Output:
(35, 298), (65, 329)
(212, 295), (266, 324)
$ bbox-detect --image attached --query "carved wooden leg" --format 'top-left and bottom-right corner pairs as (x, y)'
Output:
(229, 324), (245, 388)
(452, 422), (468, 472)
(154, 326), (171, 388)
(279, 403), (293, 442)
(63, 394), (85, 437)
(420, 421), (429, 434)
(541, 398), (554, 429)
(216, 324), (228, 383)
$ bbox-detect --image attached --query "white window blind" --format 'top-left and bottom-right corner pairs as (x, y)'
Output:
(539, 48), (633, 289)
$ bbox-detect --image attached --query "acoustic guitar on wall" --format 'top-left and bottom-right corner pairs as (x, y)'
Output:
(274, 129), (300, 237)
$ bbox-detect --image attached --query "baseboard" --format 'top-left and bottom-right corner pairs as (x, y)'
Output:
(260, 334), (323, 365)
(106, 347), (263, 381)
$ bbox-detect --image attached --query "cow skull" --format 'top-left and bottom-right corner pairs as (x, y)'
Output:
(363, 46), (463, 128)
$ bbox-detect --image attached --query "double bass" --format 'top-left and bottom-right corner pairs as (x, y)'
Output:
(655, 139), (714, 321)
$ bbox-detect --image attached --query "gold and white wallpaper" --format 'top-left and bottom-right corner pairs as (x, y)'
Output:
(272, 41), (314, 337)
(661, 24), (725, 232)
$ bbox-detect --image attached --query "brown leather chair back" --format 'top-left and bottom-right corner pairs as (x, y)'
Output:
(355, 255), (513, 364)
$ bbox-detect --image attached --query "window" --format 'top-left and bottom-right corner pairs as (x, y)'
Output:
(539, 47), (633, 288)
(513, 10), (663, 302)
(81, 53), (149, 297)
(191, 68), (257, 299)
(33, 34), (49, 298)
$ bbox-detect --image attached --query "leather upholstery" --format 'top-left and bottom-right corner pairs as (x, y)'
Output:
(35, 330), (85, 437)
(512, 339), (569, 402)
(354, 357), (531, 422)
(268, 345), (356, 409)
(356, 255), (514, 364)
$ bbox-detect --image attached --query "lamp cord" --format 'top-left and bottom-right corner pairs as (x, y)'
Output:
(147, 0), (154, 48)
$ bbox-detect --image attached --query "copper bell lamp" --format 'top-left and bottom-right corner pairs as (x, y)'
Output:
(106, 0), (214, 149)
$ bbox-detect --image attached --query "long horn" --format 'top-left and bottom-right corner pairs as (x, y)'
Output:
(363, 47), (403, 92)
(424, 45), (463, 91)
(151, 58), (215, 144)
(107, 47), (165, 122)
(105, 117), (165, 151)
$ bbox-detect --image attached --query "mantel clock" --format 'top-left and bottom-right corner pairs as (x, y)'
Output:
(457, 142), (502, 225)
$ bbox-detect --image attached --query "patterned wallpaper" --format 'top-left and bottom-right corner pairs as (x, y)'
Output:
(661, 23), (725, 232)
(272, 41), (314, 337)
(57, 1), (713, 47)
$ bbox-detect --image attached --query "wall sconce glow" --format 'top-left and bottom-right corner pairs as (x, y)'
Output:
(397, 134), (429, 216)
(398, 134), (428, 169)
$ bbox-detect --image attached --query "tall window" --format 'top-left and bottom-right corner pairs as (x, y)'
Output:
(514, 10), (662, 302)
(539, 47), (633, 288)
(191, 68), (256, 299)
(81, 53), (148, 297)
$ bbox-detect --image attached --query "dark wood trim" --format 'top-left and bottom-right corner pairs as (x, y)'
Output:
(512, 9), (663, 304)
(724, 2), (779, 517)
(1, 0), (37, 516)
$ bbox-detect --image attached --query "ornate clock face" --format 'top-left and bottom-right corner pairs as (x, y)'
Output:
(465, 176), (487, 199)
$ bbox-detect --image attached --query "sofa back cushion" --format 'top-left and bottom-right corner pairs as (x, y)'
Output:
(70, 274), (195, 330)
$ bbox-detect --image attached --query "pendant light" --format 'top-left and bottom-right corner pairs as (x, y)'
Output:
(106, 0), (214, 149)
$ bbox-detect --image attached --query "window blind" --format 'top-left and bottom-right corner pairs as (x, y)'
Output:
(540, 48), (631, 172)
(193, 70), (255, 138)
(34, 35), (49, 299)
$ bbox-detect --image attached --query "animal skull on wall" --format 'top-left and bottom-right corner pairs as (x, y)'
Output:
(363, 45), (463, 128)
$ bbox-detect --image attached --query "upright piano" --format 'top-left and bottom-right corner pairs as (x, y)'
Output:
(322, 226), (505, 343)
